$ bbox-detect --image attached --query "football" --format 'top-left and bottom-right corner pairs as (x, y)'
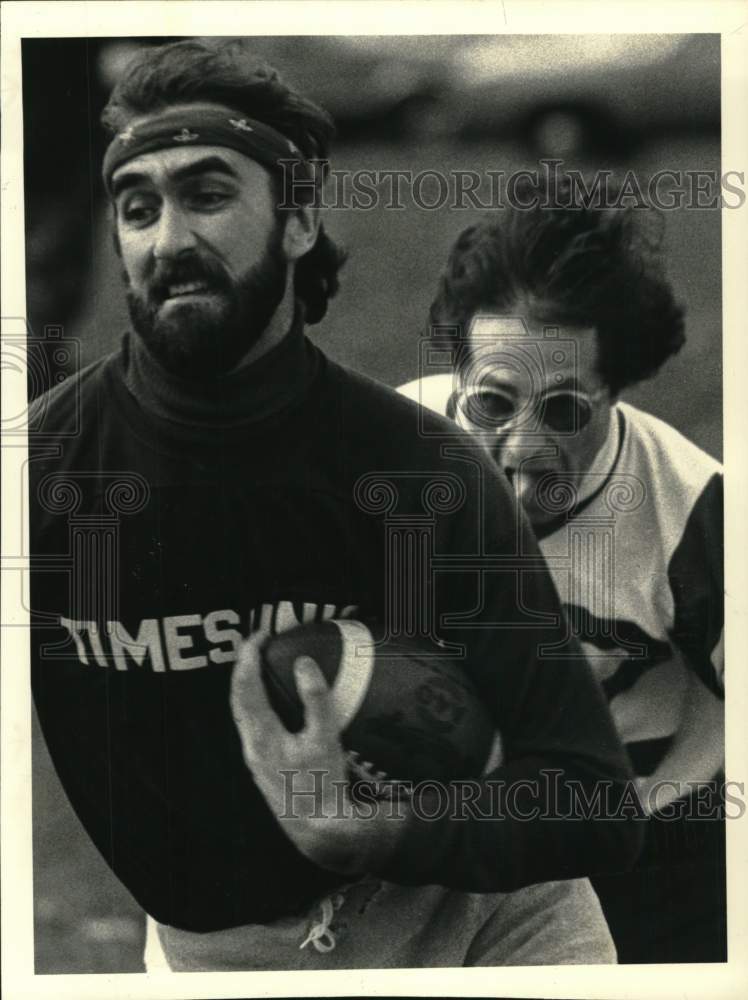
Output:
(260, 619), (496, 784)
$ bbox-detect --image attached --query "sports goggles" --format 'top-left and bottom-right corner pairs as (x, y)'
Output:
(456, 384), (606, 434)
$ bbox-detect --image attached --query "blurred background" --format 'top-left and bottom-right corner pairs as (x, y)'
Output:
(23, 34), (721, 973)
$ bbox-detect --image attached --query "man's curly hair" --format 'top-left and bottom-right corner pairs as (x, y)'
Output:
(429, 175), (685, 395)
(102, 37), (347, 325)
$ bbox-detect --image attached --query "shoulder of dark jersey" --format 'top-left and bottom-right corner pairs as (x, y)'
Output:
(26, 349), (127, 494)
(326, 358), (484, 466)
(321, 358), (520, 534)
(27, 349), (120, 437)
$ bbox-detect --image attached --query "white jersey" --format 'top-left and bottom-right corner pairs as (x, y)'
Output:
(399, 375), (724, 777)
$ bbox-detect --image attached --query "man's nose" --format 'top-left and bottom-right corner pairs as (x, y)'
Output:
(493, 427), (555, 471)
(152, 203), (198, 259)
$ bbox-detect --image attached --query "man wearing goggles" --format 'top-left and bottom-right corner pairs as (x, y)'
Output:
(400, 178), (725, 964)
(450, 318), (611, 527)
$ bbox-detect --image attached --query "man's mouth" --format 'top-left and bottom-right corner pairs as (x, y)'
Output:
(163, 281), (213, 300)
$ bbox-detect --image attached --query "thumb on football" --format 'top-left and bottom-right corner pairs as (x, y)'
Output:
(230, 632), (284, 743)
(294, 656), (338, 741)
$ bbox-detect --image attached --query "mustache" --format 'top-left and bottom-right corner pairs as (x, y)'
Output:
(144, 255), (231, 305)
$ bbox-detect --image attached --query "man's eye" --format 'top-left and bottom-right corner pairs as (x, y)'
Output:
(121, 197), (158, 226)
(186, 189), (231, 210)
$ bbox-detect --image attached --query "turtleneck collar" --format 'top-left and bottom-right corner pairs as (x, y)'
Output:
(120, 302), (317, 430)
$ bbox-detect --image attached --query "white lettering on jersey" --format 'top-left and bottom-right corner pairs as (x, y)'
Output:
(204, 610), (242, 665)
(56, 600), (359, 671)
(109, 618), (165, 672)
(60, 617), (91, 664)
(163, 615), (208, 671)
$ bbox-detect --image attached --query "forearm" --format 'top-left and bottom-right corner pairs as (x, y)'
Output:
(376, 753), (642, 892)
(373, 650), (644, 892)
(636, 671), (724, 814)
(377, 478), (646, 892)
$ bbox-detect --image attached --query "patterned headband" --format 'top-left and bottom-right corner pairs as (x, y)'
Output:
(102, 105), (308, 193)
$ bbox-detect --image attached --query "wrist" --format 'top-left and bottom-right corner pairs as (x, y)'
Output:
(319, 790), (412, 876)
(357, 795), (411, 872)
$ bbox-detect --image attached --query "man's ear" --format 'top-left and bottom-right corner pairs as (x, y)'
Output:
(281, 204), (320, 262)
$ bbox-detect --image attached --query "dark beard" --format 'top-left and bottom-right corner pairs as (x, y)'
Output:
(125, 229), (288, 379)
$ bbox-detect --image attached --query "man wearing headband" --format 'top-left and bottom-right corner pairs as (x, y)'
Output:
(400, 177), (725, 962)
(30, 40), (641, 972)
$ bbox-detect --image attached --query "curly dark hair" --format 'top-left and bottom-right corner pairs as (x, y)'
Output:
(101, 38), (347, 324)
(428, 175), (685, 395)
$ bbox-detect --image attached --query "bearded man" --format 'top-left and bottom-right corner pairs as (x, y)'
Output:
(29, 39), (640, 972)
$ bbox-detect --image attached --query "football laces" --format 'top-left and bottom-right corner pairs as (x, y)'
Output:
(344, 749), (414, 801)
(345, 748), (389, 783)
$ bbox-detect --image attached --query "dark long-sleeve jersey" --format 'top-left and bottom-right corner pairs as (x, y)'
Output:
(29, 327), (641, 933)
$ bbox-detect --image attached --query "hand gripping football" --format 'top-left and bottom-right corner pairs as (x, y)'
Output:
(260, 620), (495, 784)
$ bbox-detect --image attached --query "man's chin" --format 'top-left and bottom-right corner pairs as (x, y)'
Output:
(136, 314), (245, 379)
(523, 499), (562, 528)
